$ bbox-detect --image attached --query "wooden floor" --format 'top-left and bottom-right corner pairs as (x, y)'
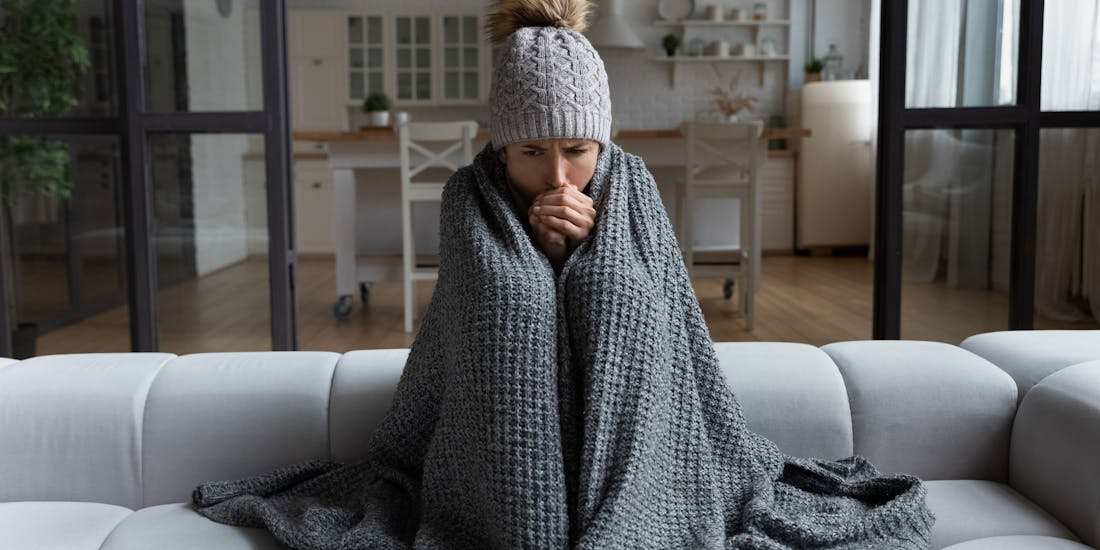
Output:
(34, 255), (1098, 355)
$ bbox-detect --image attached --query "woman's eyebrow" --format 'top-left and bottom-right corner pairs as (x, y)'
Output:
(521, 144), (547, 151)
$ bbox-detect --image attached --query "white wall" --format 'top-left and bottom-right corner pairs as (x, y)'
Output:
(184, 2), (253, 276)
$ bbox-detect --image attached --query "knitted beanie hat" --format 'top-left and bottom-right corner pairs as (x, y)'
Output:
(486, 0), (612, 150)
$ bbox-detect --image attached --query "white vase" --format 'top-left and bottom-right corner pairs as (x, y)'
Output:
(367, 111), (390, 127)
(727, 113), (740, 122)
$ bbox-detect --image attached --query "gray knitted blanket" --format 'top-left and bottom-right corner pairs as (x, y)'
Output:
(193, 143), (933, 549)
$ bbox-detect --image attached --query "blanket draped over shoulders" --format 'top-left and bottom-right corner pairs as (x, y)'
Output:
(192, 142), (934, 549)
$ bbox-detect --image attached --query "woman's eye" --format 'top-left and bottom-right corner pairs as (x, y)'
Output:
(566, 148), (588, 155)
(522, 150), (541, 157)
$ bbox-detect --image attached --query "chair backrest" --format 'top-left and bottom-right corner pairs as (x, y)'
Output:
(398, 120), (479, 189)
(682, 120), (766, 287)
(683, 120), (764, 186)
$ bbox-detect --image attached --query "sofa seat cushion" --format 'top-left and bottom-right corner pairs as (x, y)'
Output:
(0, 501), (132, 550)
(926, 480), (1079, 549)
(942, 535), (1093, 549)
(100, 503), (286, 549)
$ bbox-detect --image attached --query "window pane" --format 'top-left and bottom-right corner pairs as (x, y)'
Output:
(464, 47), (478, 68)
(1, 0), (117, 117)
(144, 0), (263, 112)
(1041, 1), (1100, 111)
(367, 72), (384, 95)
(445, 47), (459, 68)
(463, 16), (478, 43)
(905, 0), (1019, 108)
(464, 72), (478, 98)
(416, 72), (431, 99)
(368, 48), (383, 68)
(415, 17), (430, 44)
(349, 48), (364, 69)
(901, 129), (1014, 341)
(397, 48), (411, 69)
(1034, 128), (1100, 328)
(444, 16), (458, 43)
(5, 135), (130, 355)
(148, 133), (271, 352)
(366, 16), (382, 44)
(397, 72), (412, 99)
(396, 17), (411, 44)
(416, 48), (431, 69)
(348, 16), (363, 43)
(349, 71), (364, 99)
(445, 71), (460, 98)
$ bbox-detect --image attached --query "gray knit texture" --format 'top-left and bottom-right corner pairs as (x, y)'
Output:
(192, 143), (934, 549)
(489, 26), (611, 149)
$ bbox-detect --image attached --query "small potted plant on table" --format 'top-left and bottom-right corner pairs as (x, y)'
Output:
(363, 92), (391, 127)
(662, 33), (680, 57)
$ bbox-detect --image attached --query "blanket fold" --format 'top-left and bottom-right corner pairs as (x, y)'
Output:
(193, 142), (933, 549)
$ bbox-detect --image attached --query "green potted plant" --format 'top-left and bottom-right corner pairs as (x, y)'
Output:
(0, 0), (89, 357)
(661, 33), (680, 57)
(363, 92), (391, 127)
(804, 58), (824, 82)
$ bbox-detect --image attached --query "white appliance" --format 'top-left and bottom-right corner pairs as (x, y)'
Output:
(797, 80), (873, 249)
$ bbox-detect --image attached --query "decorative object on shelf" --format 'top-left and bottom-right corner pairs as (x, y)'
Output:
(758, 36), (778, 56)
(707, 69), (758, 122)
(688, 37), (706, 56)
(363, 92), (392, 126)
(804, 58), (824, 82)
(752, 2), (768, 20)
(705, 3), (723, 21)
(662, 33), (681, 57)
(705, 40), (730, 57)
(657, 0), (694, 21)
(732, 42), (755, 57)
(729, 7), (748, 21)
(822, 43), (844, 80)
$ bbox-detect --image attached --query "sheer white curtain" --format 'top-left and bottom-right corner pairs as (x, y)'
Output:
(1036, 1), (1100, 322)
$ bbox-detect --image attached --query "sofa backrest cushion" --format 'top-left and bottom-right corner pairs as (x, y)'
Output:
(822, 341), (1017, 481)
(0, 353), (174, 508)
(328, 349), (409, 462)
(713, 342), (853, 460)
(1010, 359), (1100, 547)
(140, 352), (340, 507)
(962, 330), (1100, 405)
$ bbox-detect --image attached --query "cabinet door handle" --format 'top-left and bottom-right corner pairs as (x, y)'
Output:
(312, 181), (322, 189)
(312, 58), (323, 66)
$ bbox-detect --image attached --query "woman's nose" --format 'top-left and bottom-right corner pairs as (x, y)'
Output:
(548, 154), (569, 188)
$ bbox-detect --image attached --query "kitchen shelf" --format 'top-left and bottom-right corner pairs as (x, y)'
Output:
(654, 56), (789, 87)
(654, 19), (791, 27)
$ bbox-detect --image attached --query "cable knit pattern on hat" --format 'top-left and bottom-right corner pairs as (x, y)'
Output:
(489, 26), (612, 149)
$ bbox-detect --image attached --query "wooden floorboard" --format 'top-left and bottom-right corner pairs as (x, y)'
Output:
(33, 255), (1098, 355)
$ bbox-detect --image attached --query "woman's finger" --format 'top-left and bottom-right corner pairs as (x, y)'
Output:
(532, 204), (594, 230)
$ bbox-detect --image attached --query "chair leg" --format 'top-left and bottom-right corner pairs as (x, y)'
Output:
(402, 199), (415, 333)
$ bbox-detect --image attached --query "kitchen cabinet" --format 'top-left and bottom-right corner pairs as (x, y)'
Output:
(288, 11), (347, 131)
(293, 161), (336, 255)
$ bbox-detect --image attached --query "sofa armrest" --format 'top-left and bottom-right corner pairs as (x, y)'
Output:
(1010, 359), (1100, 548)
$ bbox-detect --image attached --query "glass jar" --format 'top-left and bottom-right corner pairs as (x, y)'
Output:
(752, 2), (768, 20)
(822, 43), (843, 80)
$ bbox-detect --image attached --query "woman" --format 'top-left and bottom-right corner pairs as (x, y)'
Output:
(193, 1), (934, 548)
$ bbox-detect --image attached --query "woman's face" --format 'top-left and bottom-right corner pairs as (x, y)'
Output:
(498, 138), (600, 208)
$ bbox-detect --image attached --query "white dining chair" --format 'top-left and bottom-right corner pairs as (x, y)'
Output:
(677, 120), (765, 330)
(398, 120), (478, 333)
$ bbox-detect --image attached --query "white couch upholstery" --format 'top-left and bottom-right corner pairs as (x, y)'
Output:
(1, 331), (1098, 549)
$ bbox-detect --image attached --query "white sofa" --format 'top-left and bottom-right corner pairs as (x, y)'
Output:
(1, 330), (1098, 550)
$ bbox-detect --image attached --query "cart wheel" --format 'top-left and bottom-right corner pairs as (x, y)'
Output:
(333, 295), (353, 319)
(723, 279), (735, 300)
(359, 282), (371, 305)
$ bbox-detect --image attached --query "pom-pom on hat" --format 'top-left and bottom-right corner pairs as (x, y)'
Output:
(486, 0), (612, 150)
